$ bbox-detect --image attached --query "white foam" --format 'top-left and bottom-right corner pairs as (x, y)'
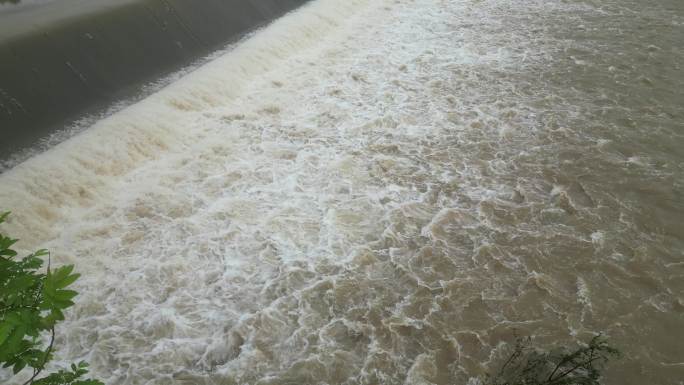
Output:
(2, 0), (662, 383)
(0, 0), (374, 246)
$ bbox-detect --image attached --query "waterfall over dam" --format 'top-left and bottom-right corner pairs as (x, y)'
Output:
(0, 0), (309, 161)
(0, 0), (682, 384)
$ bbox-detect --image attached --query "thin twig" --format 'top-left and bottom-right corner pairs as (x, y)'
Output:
(547, 354), (573, 381)
(549, 356), (600, 384)
(22, 327), (55, 385)
(499, 341), (523, 376)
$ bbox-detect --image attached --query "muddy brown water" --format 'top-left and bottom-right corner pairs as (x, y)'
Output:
(0, 0), (682, 384)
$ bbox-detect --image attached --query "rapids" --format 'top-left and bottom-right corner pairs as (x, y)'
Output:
(0, 0), (682, 384)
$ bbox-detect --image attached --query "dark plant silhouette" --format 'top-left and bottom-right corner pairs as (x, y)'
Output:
(486, 335), (620, 385)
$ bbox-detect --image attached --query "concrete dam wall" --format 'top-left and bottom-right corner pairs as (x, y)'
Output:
(0, 0), (309, 160)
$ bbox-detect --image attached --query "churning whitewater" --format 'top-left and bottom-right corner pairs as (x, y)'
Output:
(1, 0), (683, 384)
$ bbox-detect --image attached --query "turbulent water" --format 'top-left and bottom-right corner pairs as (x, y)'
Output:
(1, 0), (683, 384)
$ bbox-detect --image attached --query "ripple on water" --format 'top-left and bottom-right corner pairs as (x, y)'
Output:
(1, 0), (683, 384)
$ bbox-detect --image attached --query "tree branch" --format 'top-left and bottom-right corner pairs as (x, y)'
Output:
(547, 354), (573, 381)
(549, 355), (601, 384)
(22, 326), (55, 385)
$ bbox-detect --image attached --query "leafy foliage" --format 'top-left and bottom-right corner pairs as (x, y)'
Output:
(32, 362), (101, 385)
(0, 212), (103, 385)
(487, 335), (620, 385)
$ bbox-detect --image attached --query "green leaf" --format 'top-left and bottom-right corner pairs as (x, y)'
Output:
(57, 272), (80, 290)
(32, 360), (104, 385)
(32, 249), (49, 257)
(0, 214), (103, 384)
(54, 290), (78, 302)
(51, 265), (73, 283)
(12, 359), (26, 374)
(0, 237), (18, 253)
(0, 323), (26, 353)
(8, 274), (37, 291)
(0, 322), (15, 346)
(42, 309), (65, 327)
(0, 248), (17, 257)
(22, 255), (44, 269)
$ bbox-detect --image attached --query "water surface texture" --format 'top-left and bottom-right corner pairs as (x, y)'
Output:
(0, 0), (682, 384)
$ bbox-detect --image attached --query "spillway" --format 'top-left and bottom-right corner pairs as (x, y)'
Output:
(0, 0), (309, 163)
(0, 0), (683, 384)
